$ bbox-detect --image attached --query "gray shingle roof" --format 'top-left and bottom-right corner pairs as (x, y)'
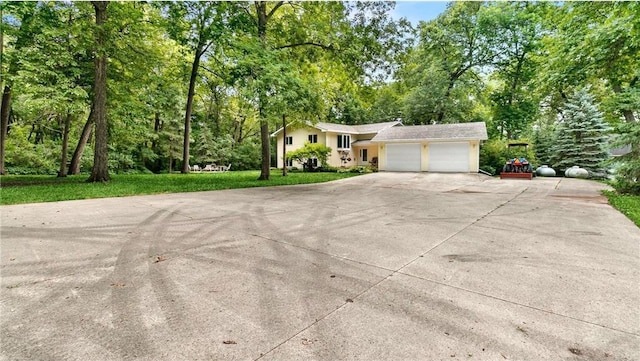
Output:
(270, 120), (401, 137)
(315, 121), (401, 134)
(372, 122), (488, 142)
(610, 144), (631, 157)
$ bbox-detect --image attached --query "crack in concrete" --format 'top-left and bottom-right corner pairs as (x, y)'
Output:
(252, 185), (638, 360)
(253, 188), (531, 360)
(395, 272), (640, 337)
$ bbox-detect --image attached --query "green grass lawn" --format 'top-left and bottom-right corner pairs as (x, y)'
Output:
(0, 171), (361, 205)
(604, 191), (640, 228)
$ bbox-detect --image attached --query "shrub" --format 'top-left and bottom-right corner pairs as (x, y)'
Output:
(336, 165), (374, 174)
(229, 141), (261, 170)
(479, 139), (509, 175)
(316, 165), (338, 173)
(608, 121), (639, 195)
(286, 142), (332, 171)
(480, 139), (537, 175)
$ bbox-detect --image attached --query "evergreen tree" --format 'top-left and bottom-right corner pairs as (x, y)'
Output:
(533, 125), (555, 166)
(551, 88), (610, 177)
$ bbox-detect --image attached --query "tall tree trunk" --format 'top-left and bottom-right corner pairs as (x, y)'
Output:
(257, 2), (270, 180)
(88, 1), (110, 182)
(613, 83), (637, 123)
(182, 49), (202, 173)
(0, 6), (36, 175)
(233, 116), (246, 143)
(58, 112), (72, 177)
(436, 80), (455, 124)
(69, 107), (94, 175)
(282, 114), (287, 176)
(0, 8), (9, 174)
(258, 108), (270, 180)
(152, 112), (162, 172)
(0, 6), (7, 175)
(0, 85), (11, 175)
(213, 91), (221, 136)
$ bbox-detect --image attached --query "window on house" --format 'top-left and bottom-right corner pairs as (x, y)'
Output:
(286, 158), (293, 167)
(360, 149), (368, 162)
(285, 136), (293, 145)
(309, 158), (318, 168)
(337, 134), (351, 149)
(308, 134), (318, 143)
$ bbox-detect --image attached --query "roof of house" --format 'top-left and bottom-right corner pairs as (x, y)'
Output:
(271, 120), (401, 137)
(314, 121), (401, 134)
(371, 122), (488, 142)
(610, 144), (632, 157)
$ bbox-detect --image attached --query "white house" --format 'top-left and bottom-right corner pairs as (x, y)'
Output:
(272, 121), (488, 172)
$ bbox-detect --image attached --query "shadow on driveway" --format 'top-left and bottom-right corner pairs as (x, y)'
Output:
(1, 173), (638, 360)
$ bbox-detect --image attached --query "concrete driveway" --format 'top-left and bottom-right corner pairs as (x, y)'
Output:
(1, 173), (638, 361)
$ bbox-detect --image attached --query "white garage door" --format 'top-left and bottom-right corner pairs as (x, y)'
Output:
(386, 143), (421, 171)
(428, 142), (470, 172)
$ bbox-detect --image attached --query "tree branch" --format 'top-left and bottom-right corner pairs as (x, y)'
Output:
(239, 3), (258, 27)
(276, 42), (333, 50)
(267, 1), (285, 21)
(200, 65), (225, 79)
(198, 39), (215, 57)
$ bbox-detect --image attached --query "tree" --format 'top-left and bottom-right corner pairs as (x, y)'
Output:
(540, 2), (639, 124)
(14, 2), (91, 177)
(87, 1), (109, 182)
(609, 121), (640, 194)
(551, 88), (610, 177)
(286, 142), (332, 171)
(68, 109), (93, 175)
(162, 2), (245, 174)
(487, 2), (542, 140)
(0, 2), (39, 174)
(532, 124), (555, 166)
(401, 2), (501, 124)
(243, 1), (408, 180)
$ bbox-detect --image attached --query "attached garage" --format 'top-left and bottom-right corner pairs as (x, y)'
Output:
(372, 122), (488, 173)
(428, 142), (469, 172)
(386, 143), (421, 172)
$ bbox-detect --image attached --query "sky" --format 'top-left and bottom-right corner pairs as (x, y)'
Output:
(392, 1), (450, 26)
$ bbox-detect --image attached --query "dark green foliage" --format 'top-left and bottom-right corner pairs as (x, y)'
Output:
(229, 141), (261, 171)
(532, 126), (555, 166)
(608, 121), (640, 194)
(2, 1), (638, 181)
(480, 138), (537, 175)
(479, 139), (510, 175)
(551, 88), (610, 177)
(490, 90), (538, 140)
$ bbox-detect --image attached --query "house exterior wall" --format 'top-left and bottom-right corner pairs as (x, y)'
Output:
(276, 126), (363, 169)
(325, 132), (354, 167)
(421, 143), (429, 171)
(276, 126), (382, 169)
(276, 126), (327, 169)
(469, 140), (480, 172)
(325, 132), (378, 168)
(354, 145), (377, 166)
(377, 144), (387, 170)
(275, 124), (483, 171)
